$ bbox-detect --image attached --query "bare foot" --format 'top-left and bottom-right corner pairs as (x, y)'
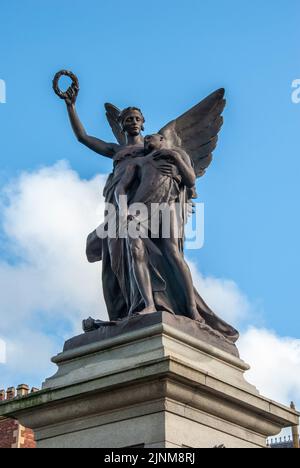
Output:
(136, 306), (158, 316)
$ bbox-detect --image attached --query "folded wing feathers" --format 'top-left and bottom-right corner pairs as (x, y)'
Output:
(175, 89), (225, 131)
(178, 115), (223, 146)
(194, 154), (213, 176)
(104, 103), (127, 145)
(174, 89), (226, 177)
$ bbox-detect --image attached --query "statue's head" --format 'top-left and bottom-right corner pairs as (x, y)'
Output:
(144, 134), (165, 154)
(119, 107), (145, 136)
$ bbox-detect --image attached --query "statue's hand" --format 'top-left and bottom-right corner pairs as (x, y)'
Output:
(53, 70), (80, 105)
(65, 85), (79, 106)
(153, 149), (178, 161)
(154, 159), (177, 178)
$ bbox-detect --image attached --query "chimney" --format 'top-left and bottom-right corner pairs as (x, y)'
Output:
(17, 384), (30, 398)
(6, 387), (16, 400)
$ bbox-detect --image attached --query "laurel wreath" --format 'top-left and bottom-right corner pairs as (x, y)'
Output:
(52, 70), (79, 100)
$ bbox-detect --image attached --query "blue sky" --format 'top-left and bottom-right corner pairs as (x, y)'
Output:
(0, 0), (300, 398)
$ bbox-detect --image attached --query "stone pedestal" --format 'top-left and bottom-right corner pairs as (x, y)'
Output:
(0, 312), (298, 448)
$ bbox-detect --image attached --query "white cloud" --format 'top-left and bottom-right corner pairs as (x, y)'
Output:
(0, 338), (6, 364)
(0, 161), (107, 330)
(1, 159), (298, 418)
(239, 327), (300, 408)
(189, 262), (251, 327)
(0, 161), (107, 388)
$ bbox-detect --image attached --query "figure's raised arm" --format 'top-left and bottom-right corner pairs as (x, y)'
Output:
(53, 71), (120, 158)
(65, 88), (119, 158)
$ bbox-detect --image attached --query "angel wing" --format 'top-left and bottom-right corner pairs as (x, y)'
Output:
(159, 89), (226, 177)
(104, 103), (127, 146)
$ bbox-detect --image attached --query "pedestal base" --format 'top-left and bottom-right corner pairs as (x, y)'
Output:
(0, 313), (298, 448)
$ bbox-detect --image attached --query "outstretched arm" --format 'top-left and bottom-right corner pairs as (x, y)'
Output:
(66, 103), (119, 158)
(65, 87), (120, 158)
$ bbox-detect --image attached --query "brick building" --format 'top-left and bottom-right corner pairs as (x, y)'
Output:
(0, 418), (36, 449)
(0, 385), (37, 449)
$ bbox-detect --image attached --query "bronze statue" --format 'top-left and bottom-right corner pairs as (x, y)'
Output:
(53, 70), (238, 343)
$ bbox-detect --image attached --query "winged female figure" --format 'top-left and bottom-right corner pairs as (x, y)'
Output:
(53, 71), (238, 344)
